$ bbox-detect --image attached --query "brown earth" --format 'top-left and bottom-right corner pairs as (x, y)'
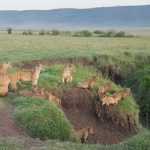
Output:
(0, 105), (52, 148)
(54, 87), (137, 144)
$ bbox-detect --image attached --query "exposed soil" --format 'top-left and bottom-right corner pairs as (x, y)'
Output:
(54, 87), (137, 144)
(0, 105), (23, 137)
(20, 57), (93, 69)
(0, 105), (52, 148)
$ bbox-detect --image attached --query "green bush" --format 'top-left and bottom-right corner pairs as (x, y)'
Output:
(94, 30), (104, 34)
(22, 30), (33, 35)
(13, 96), (75, 141)
(126, 65), (150, 120)
(73, 30), (91, 37)
(7, 28), (12, 34)
(101, 30), (116, 37)
(114, 31), (126, 37)
(39, 30), (45, 35)
(122, 132), (150, 150)
(51, 29), (60, 36)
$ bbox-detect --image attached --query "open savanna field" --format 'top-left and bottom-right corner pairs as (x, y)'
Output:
(0, 31), (150, 150)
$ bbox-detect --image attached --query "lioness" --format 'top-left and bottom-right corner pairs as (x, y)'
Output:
(9, 64), (44, 91)
(0, 61), (12, 75)
(76, 127), (94, 143)
(61, 64), (76, 84)
(98, 82), (113, 95)
(100, 94), (117, 106)
(113, 88), (130, 102)
(0, 74), (10, 96)
(77, 75), (98, 89)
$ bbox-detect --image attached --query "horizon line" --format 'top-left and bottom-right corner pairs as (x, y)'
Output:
(0, 4), (149, 11)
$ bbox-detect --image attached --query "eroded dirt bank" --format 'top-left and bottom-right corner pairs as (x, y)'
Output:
(54, 87), (137, 144)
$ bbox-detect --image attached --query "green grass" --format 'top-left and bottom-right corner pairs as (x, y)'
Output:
(0, 34), (150, 65)
(0, 132), (150, 150)
(38, 64), (139, 128)
(9, 96), (75, 141)
(0, 98), (6, 110)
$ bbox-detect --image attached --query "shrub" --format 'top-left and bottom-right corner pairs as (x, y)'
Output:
(39, 30), (45, 35)
(114, 31), (126, 37)
(102, 30), (116, 37)
(22, 30), (33, 35)
(62, 30), (72, 35)
(73, 30), (91, 37)
(126, 65), (150, 121)
(51, 29), (60, 36)
(94, 30), (104, 34)
(7, 28), (12, 34)
(14, 96), (74, 141)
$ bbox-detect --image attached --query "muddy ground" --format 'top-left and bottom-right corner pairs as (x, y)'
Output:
(54, 87), (136, 144)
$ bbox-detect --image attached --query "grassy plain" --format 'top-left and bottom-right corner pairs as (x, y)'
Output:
(0, 34), (150, 65)
(0, 31), (150, 149)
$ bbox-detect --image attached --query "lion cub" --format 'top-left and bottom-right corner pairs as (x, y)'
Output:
(76, 127), (94, 143)
(98, 82), (113, 95)
(0, 61), (12, 75)
(77, 75), (98, 89)
(100, 94), (117, 106)
(61, 64), (76, 84)
(45, 91), (61, 107)
(113, 88), (130, 101)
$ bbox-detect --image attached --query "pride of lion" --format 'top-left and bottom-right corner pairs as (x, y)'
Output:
(0, 61), (131, 143)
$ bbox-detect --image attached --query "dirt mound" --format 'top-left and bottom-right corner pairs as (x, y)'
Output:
(54, 88), (137, 144)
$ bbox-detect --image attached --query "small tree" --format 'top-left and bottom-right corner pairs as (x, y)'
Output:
(7, 28), (12, 34)
(114, 31), (125, 37)
(39, 30), (45, 35)
(51, 29), (60, 36)
(94, 30), (104, 34)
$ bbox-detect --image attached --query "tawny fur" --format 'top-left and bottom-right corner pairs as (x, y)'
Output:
(76, 127), (94, 143)
(0, 74), (10, 96)
(45, 91), (61, 107)
(9, 64), (44, 91)
(0, 61), (12, 75)
(98, 82), (113, 95)
(61, 64), (76, 84)
(77, 75), (98, 89)
(113, 88), (130, 102)
(100, 94), (117, 106)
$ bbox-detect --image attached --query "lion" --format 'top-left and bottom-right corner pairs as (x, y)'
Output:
(113, 88), (130, 102)
(77, 75), (98, 89)
(45, 91), (61, 107)
(76, 127), (94, 143)
(98, 82), (113, 95)
(0, 61), (12, 75)
(0, 74), (10, 96)
(61, 64), (76, 84)
(9, 64), (44, 91)
(100, 94), (117, 106)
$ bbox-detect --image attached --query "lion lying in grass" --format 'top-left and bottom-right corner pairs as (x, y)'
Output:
(76, 127), (94, 143)
(0, 61), (12, 75)
(100, 94), (117, 106)
(77, 75), (98, 89)
(20, 87), (61, 107)
(98, 82), (113, 95)
(113, 88), (130, 102)
(100, 88), (130, 106)
(61, 64), (76, 84)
